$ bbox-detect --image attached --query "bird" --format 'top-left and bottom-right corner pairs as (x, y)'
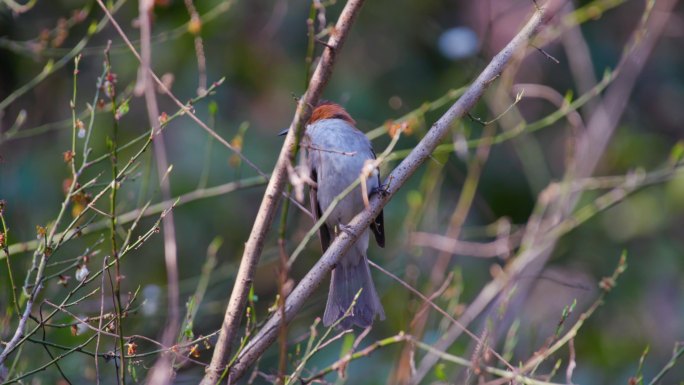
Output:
(281, 101), (386, 328)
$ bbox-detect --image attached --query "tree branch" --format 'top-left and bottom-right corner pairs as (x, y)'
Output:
(199, 1), (368, 384)
(412, 0), (678, 381)
(227, 6), (547, 383)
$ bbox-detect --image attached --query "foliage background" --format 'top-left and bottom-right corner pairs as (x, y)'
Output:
(0, 0), (683, 383)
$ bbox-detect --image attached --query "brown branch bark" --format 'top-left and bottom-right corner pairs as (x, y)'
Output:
(226, 7), (548, 383)
(136, 0), (180, 383)
(199, 1), (368, 384)
(410, 230), (522, 259)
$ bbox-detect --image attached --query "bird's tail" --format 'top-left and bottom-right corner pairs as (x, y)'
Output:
(323, 253), (385, 329)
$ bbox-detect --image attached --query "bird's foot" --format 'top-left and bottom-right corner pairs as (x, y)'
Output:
(370, 183), (390, 198)
(336, 223), (355, 237)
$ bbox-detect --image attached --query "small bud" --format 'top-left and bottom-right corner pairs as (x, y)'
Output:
(126, 342), (138, 356)
(202, 337), (211, 350)
(36, 225), (47, 239)
(58, 274), (71, 287)
(385, 120), (409, 138)
(62, 178), (73, 195)
(599, 277), (615, 291)
(158, 112), (168, 124)
(190, 344), (201, 358)
(63, 150), (75, 163)
(188, 15), (202, 35)
(114, 100), (129, 121)
(76, 119), (86, 138)
(103, 73), (117, 99)
(73, 317), (89, 335)
(75, 265), (89, 282)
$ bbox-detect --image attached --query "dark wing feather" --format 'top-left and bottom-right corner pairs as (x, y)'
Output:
(371, 210), (385, 248)
(369, 148), (385, 248)
(310, 168), (332, 251)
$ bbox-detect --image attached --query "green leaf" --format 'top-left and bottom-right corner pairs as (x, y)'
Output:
(669, 141), (684, 166)
(434, 363), (447, 381)
(564, 89), (574, 104)
(115, 99), (130, 121)
(339, 333), (354, 358)
(88, 21), (98, 36)
(208, 101), (218, 116)
(43, 59), (54, 74)
(249, 285), (258, 302)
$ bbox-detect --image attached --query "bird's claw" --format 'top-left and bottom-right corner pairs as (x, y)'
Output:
(370, 183), (390, 198)
(337, 223), (355, 237)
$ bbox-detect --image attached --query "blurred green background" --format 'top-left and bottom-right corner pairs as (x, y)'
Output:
(1, 0), (683, 384)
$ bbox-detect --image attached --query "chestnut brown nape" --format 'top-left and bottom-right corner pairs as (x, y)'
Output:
(308, 101), (356, 125)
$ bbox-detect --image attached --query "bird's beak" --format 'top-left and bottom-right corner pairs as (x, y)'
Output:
(277, 127), (289, 136)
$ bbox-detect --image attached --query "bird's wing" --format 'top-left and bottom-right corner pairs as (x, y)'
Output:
(310, 167), (332, 252)
(369, 148), (385, 248)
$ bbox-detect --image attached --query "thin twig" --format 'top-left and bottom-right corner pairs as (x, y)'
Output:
(369, 260), (514, 372)
(5, 176), (265, 258)
(410, 230), (523, 258)
(228, 8), (547, 383)
(199, 1), (368, 384)
(136, 0), (180, 383)
(412, 1), (678, 380)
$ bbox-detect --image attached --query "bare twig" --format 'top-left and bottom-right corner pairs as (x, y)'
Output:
(135, 0), (181, 383)
(410, 230), (522, 259)
(184, 0), (208, 94)
(93, 0), (265, 188)
(412, 1), (678, 381)
(302, 332), (410, 384)
(566, 338), (576, 384)
(4, 176), (265, 257)
(199, 1), (368, 384)
(0, 0), (126, 124)
(647, 342), (684, 385)
(228, 7), (547, 383)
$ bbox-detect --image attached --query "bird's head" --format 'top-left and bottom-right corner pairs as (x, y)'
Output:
(278, 101), (355, 136)
(307, 101), (356, 125)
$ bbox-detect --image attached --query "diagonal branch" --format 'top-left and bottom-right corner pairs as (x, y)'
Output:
(227, 7), (548, 383)
(199, 1), (368, 384)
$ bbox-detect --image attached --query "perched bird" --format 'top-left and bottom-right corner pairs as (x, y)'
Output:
(282, 101), (385, 328)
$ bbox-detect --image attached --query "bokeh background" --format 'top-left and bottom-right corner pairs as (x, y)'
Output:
(1, 0), (683, 384)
